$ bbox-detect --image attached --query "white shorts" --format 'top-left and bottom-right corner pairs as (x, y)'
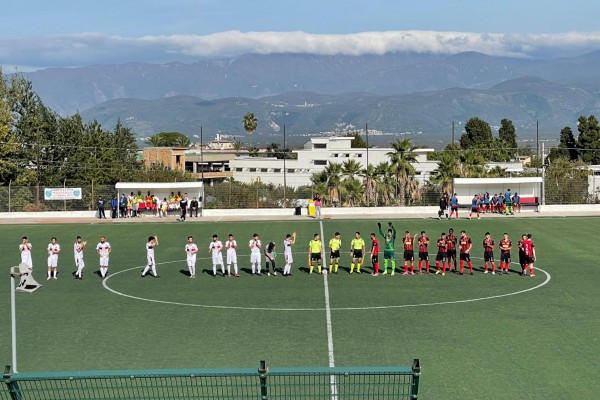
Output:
(285, 252), (293, 263)
(21, 255), (32, 269)
(226, 251), (237, 265)
(212, 253), (223, 265)
(99, 256), (109, 267)
(250, 253), (261, 264)
(75, 257), (85, 268)
(187, 255), (196, 267)
(48, 255), (58, 267)
(147, 255), (155, 266)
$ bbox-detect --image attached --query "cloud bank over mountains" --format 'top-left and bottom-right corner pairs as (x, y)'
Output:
(3, 30), (600, 70)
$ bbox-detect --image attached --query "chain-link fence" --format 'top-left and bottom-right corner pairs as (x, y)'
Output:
(0, 184), (116, 212)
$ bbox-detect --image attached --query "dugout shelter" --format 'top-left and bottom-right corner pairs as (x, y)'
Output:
(453, 177), (542, 209)
(115, 182), (204, 209)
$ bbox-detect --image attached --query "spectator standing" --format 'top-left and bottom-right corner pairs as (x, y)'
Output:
(110, 195), (118, 219)
(179, 193), (188, 222)
(438, 194), (448, 219)
(119, 194), (127, 218)
(97, 197), (106, 219)
(314, 196), (322, 219)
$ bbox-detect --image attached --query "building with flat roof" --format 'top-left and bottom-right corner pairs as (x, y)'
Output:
(229, 137), (438, 188)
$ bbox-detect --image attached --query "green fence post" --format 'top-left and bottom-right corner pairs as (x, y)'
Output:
(258, 360), (269, 400)
(3, 365), (23, 400)
(410, 359), (421, 399)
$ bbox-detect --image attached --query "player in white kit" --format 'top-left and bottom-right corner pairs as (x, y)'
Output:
(249, 233), (262, 275)
(209, 234), (225, 276)
(19, 236), (33, 269)
(141, 236), (159, 277)
(185, 236), (198, 278)
(95, 236), (111, 278)
(47, 237), (61, 280)
(73, 236), (87, 279)
(283, 232), (297, 276)
(225, 234), (239, 277)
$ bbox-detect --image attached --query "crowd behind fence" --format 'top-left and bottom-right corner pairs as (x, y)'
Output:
(0, 174), (597, 213)
(1, 361), (421, 400)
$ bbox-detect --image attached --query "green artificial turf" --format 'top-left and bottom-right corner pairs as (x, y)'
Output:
(1, 216), (599, 399)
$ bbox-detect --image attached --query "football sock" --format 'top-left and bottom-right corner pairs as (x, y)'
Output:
(251, 264), (256, 274)
(151, 266), (157, 276)
(459, 260), (464, 273)
(443, 262), (447, 273)
(142, 265), (149, 276)
(374, 263), (379, 274)
(309, 265), (314, 274)
(356, 263), (361, 272)
(468, 262), (473, 272)
(212, 265), (217, 275)
(484, 262), (488, 271)
(234, 264), (238, 274)
(334, 264), (339, 273)
(227, 264), (231, 274)
(410, 264), (414, 273)
(426, 261), (430, 272)
(221, 265), (226, 274)
(418, 261), (422, 271)
(317, 265), (322, 273)
(350, 263), (354, 272)
(491, 263), (496, 272)
(404, 264), (408, 273)
(76, 265), (84, 277)
(383, 259), (388, 272)
(256, 264), (260, 274)
(47, 270), (51, 278)
(391, 260), (396, 272)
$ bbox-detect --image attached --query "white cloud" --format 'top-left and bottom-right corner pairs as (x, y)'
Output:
(2, 30), (600, 70)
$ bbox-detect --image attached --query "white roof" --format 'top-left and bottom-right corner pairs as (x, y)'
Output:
(115, 182), (203, 190)
(454, 177), (542, 184)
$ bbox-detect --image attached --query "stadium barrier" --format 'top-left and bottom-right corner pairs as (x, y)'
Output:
(1, 360), (421, 400)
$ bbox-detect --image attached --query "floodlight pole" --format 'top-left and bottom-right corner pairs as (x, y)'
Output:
(10, 268), (18, 373)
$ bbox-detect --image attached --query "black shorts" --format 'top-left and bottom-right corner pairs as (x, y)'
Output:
(330, 250), (340, 259)
(418, 251), (429, 261)
(471, 207), (478, 213)
(371, 255), (379, 263)
(352, 249), (363, 259)
(436, 252), (447, 261)
(526, 256), (535, 264)
(310, 253), (321, 261)
(451, 205), (458, 211)
(500, 253), (511, 263)
(484, 251), (494, 262)
(460, 253), (471, 262)
(403, 250), (414, 261)
(446, 249), (456, 259)
(519, 252), (526, 266)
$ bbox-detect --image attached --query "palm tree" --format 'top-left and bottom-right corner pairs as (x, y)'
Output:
(324, 162), (343, 206)
(430, 152), (460, 193)
(232, 139), (242, 156)
(341, 159), (362, 181)
(460, 150), (486, 177)
(387, 138), (419, 205)
(374, 161), (395, 206)
(342, 178), (365, 206)
(243, 112), (258, 135)
(362, 164), (378, 206)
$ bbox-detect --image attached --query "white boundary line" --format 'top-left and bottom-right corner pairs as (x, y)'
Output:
(102, 261), (551, 312)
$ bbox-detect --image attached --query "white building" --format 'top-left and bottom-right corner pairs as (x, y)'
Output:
(229, 137), (437, 188)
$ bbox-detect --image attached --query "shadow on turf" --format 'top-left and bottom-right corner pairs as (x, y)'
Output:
(179, 269), (191, 277)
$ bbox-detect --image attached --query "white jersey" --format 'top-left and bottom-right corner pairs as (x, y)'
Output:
(249, 239), (261, 264)
(225, 240), (237, 264)
(284, 238), (293, 263)
(185, 243), (198, 266)
(96, 242), (111, 257)
(47, 243), (60, 267)
(74, 242), (84, 260)
(209, 240), (224, 264)
(19, 243), (32, 267)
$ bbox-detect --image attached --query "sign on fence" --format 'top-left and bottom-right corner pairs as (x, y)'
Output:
(44, 188), (82, 200)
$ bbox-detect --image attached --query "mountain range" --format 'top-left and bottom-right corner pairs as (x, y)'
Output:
(22, 51), (600, 147)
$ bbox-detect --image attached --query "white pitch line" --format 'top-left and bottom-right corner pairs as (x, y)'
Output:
(319, 220), (338, 400)
(102, 259), (552, 312)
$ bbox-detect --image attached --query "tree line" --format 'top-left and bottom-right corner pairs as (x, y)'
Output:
(0, 69), (193, 187)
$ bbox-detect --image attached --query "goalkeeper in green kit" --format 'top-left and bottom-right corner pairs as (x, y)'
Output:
(378, 222), (397, 275)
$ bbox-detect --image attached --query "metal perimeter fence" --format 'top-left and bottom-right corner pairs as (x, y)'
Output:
(0, 174), (598, 212)
(1, 360), (421, 400)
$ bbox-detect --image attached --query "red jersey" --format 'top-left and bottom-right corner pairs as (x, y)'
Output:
(517, 239), (525, 253)
(437, 238), (447, 252)
(523, 239), (534, 257)
(459, 235), (472, 254)
(418, 236), (429, 253)
(483, 237), (494, 252)
(446, 234), (457, 250)
(403, 236), (414, 251)
(371, 238), (379, 254)
(499, 239), (512, 253)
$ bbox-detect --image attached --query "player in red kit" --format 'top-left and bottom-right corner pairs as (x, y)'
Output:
(523, 233), (536, 277)
(446, 228), (457, 272)
(482, 232), (496, 274)
(417, 231), (430, 274)
(498, 233), (512, 274)
(459, 230), (474, 275)
(370, 233), (380, 276)
(517, 234), (527, 275)
(435, 233), (448, 276)
(402, 231), (416, 275)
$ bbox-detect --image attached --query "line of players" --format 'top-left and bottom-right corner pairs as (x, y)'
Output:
(304, 223), (537, 278)
(18, 225), (536, 280)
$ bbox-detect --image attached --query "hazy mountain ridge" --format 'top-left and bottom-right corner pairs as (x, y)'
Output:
(80, 76), (600, 147)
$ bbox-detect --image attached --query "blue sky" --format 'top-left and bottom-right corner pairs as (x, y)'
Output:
(2, 0), (600, 70)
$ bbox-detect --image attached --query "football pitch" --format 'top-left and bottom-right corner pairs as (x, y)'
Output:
(1, 215), (599, 399)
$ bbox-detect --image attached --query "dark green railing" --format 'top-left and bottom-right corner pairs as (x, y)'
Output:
(1, 360), (420, 399)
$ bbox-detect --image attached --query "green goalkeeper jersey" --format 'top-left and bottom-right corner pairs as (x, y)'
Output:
(379, 226), (397, 251)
